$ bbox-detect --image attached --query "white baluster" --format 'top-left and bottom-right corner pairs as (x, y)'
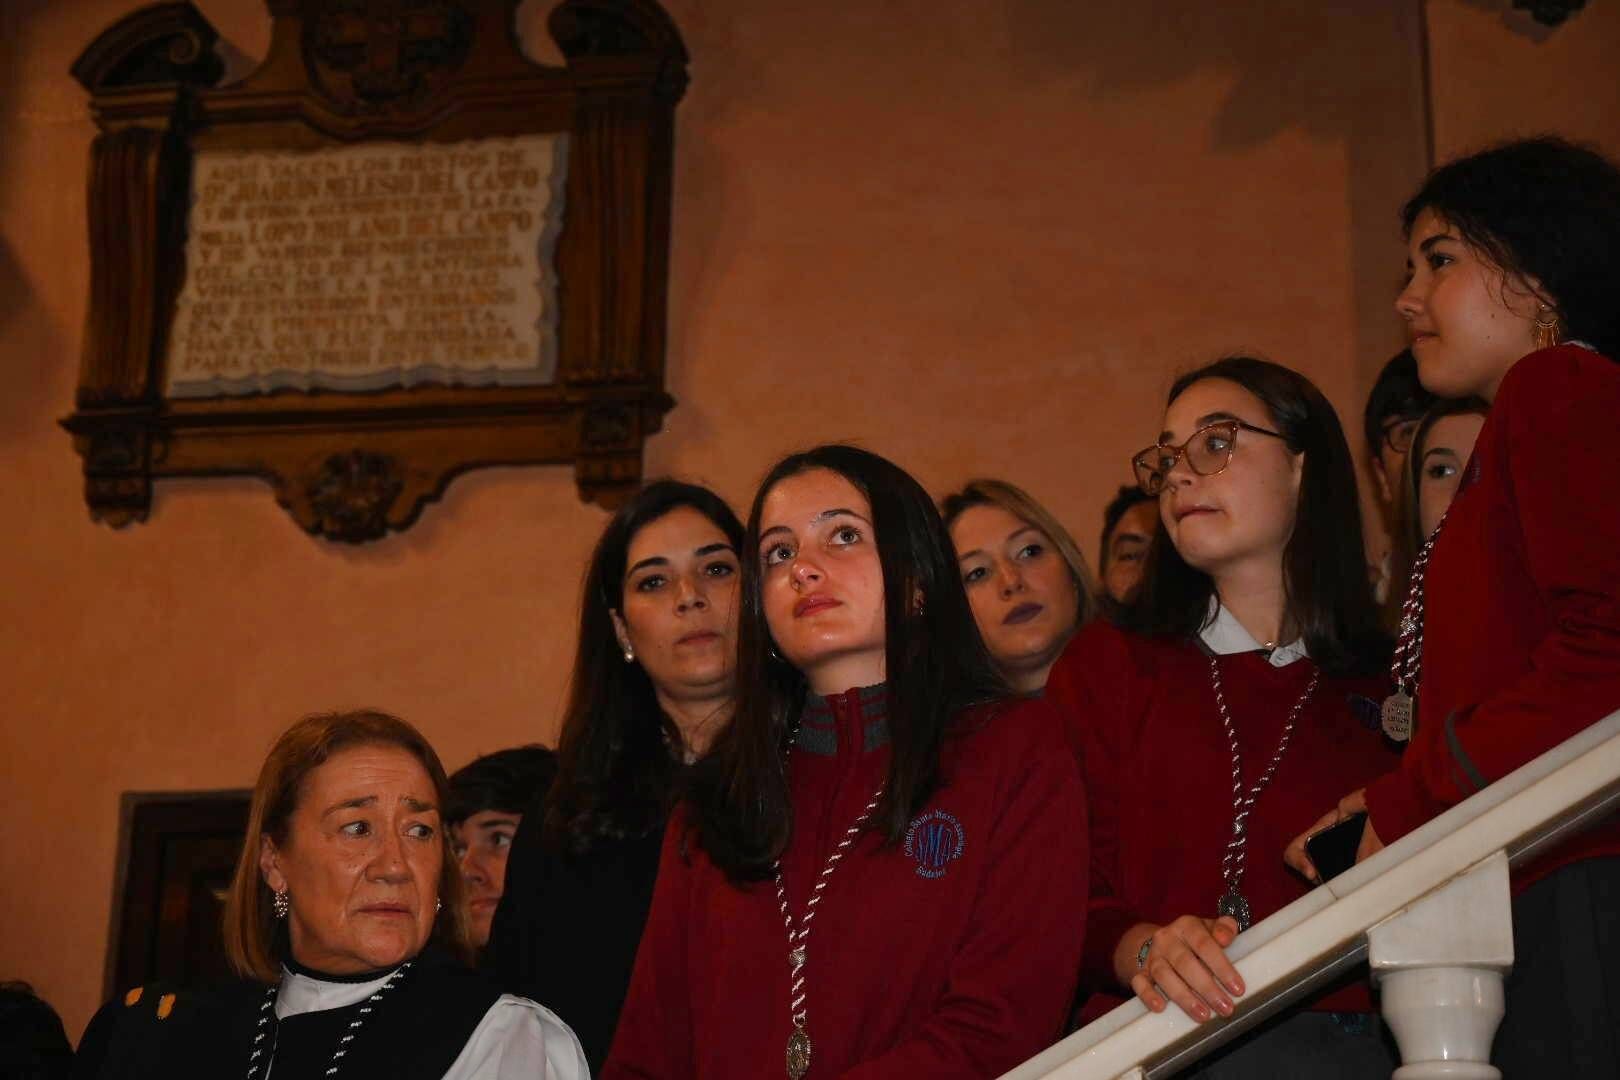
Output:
(1368, 850), (1513, 1079)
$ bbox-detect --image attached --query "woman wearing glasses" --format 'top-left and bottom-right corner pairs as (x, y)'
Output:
(1046, 356), (1398, 1076)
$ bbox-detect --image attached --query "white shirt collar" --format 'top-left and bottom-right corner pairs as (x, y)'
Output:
(275, 964), (403, 1019)
(1199, 597), (1309, 668)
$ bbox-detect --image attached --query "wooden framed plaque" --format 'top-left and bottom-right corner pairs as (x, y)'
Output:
(64, 0), (688, 541)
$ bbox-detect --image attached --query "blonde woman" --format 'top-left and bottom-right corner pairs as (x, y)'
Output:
(942, 479), (1096, 693)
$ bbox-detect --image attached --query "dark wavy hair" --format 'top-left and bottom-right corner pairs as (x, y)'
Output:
(1119, 357), (1390, 676)
(1402, 136), (1620, 358)
(448, 745), (557, 825)
(689, 445), (1010, 882)
(542, 480), (744, 855)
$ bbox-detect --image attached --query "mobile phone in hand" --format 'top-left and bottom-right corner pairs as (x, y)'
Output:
(1305, 812), (1368, 883)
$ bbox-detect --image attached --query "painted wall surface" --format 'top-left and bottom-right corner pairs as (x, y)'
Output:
(1428, 0), (1620, 161)
(0, 0), (1608, 1041)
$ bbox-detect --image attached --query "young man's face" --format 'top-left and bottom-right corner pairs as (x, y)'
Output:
(452, 809), (522, 949)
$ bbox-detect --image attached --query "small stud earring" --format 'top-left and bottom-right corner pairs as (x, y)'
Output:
(435, 898), (443, 913)
(622, 643), (635, 663)
(273, 890), (290, 919)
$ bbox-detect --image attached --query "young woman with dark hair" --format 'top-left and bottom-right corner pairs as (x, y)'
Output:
(1046, 357), (1400, 1076)
(487, 481), (744, 1072)
(604, 445), (1088, 1079)
(1289, 137), (1620, 1076)
(1377, 396), (1489, 631)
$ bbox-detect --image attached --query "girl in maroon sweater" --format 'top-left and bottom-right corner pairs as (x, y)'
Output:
(1288, 137), (1620, 1076)
(603, 445), (1088, 1079)
(1048, 357), (1399, 1076)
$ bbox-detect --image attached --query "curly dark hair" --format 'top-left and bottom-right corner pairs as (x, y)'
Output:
(1402, 136), (1620, 357)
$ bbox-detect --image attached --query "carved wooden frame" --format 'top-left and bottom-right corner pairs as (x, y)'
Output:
(102, 789), (251, 998)
(63, 0), (687, 541)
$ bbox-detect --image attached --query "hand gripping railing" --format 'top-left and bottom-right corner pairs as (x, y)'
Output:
(1002, 707), (1620, 1080)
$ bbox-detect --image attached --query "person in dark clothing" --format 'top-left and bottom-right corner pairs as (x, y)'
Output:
(75, 709), (585, 1080)
(486, 481), (744, 1072)
(0, 982), (72, 1080)
(448, 746), (558, 950)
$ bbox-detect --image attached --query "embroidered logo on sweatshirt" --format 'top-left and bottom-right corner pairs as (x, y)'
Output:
(904, 810), (965, 879)
(1347, 694), (1382, 732)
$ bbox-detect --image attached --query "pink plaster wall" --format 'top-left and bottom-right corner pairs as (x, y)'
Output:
(1427, 0), (1620, 161)
(3, 0), (1607, 1040)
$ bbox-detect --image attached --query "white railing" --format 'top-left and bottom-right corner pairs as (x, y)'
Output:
(1003, 708), (1620, 1080)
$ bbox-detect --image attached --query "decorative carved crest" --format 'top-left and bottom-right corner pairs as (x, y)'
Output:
(1512, 0), (1587, 27)
(64, 0), (687, 541)
(306, 450), (405, 541)
(304, 0), (475, 113)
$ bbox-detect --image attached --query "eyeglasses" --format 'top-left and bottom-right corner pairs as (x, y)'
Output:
(1380, 416), (1421, 455)
(1131, 420), (1286, 496)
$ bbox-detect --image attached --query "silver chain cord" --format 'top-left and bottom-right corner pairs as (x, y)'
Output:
(773, 784), (884, 1035)
(772, 718), (886, 1051)
(247, 960), (414, 1080)
(1210, 654), (1319, 895)
(1389, 508), (1451, 697)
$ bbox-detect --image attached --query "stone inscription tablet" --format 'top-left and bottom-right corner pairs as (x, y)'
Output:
(166, 134), (567, 398)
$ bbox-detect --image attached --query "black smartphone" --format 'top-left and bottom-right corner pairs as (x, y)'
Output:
(1305, 812), (1368, 883)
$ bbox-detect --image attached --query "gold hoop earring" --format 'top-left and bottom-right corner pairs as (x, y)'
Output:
(1534, 305), (1562, 351)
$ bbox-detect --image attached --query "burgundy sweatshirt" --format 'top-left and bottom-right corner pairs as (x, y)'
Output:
(1047, 621), (1400, 1019)
(1364, 345), (1620, 876)
(602, 687), (1088, 1079)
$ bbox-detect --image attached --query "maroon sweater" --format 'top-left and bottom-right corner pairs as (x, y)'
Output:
(1365, 345), (1620, 875)
(1047, 622), (1399, 1018)
(602, 687), (1088, 1079)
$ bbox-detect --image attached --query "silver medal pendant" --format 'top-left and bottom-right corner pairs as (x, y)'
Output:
(1381, 691), (1413, 743)
(1216, 888), (1252, 931)
(787, 1026), (812, 1079)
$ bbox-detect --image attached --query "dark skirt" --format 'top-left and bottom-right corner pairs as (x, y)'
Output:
(1493, 857), (1620, 1076)
(1182, 1010), (1398, 1079)
(1182, 857), (1620, 1077)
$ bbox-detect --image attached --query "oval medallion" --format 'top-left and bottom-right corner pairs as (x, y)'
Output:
(786, 1027), (811, 1079)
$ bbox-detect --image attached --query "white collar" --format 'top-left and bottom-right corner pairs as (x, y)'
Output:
(275, 964), (403, 1020)
(1199, 597), (1309, 668)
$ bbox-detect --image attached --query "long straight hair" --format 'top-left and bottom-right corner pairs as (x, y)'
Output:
(1120, 356), (1390, 676)
(689, 445), (1009, 882)
(543, 481), (744, 855)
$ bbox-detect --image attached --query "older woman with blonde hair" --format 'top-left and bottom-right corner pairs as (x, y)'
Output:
(75, 710), (586, 1080)
(942, 478), (1097, 693)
